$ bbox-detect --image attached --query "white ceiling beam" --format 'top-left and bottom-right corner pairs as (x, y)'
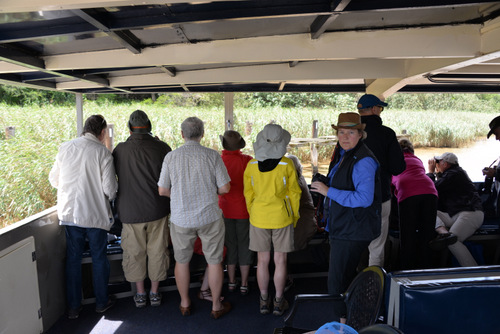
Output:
(0, 62), (38, 73)
(55, 58), (432, 90)
(364, 57), (477, 98)
(364, 16), (500, 98)
(44, 25), (483, 71)
(448, 64), (500, 74)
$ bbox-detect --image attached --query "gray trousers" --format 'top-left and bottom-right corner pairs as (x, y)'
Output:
(436, 210), (484, 266)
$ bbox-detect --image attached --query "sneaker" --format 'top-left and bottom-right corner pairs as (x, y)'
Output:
(149, 292), (162, 307)
(67, 307), (82, 320)
(259, 295), (271, 315)
(134, 293), (147, 308)
(96, 298), (115, 313)
(273, 297), (289, 316)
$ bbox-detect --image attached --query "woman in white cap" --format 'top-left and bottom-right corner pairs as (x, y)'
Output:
(243, 124), (301, 316)
(310, 112), (381, 320)
(427, 152), (484, 266)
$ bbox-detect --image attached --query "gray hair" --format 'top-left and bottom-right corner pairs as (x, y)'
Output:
(181, 117), (204, 140)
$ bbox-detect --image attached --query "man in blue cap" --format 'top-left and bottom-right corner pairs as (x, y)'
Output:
(357, 94), (406, 267)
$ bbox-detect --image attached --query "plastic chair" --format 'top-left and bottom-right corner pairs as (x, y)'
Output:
(358, 324), (404, 334)
(273, 266), (386, 334)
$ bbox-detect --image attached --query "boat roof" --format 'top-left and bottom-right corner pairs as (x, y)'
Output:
(1, 0), (500, 96)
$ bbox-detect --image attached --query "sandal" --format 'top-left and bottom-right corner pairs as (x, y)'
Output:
(198, 288), (224, 302)
(228, 281), (238, 292)
(240, 285), (249, 295)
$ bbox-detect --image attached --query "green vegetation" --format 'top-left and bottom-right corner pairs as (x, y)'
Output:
(1, 90), (499, 227)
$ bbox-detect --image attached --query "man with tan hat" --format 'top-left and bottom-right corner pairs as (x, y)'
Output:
(427, 152), (483, 266)
(357, 94), (406, 267)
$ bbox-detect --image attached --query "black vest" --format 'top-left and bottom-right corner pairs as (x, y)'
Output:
(327, 141), (382, 241)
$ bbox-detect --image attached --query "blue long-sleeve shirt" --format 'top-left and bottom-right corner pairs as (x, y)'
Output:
(326, 148), (377, 208)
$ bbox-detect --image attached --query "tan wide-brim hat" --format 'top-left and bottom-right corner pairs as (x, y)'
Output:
(331, 112), (366, 130)
(220, 130), (245, 151)
(253, 123), (291, 161)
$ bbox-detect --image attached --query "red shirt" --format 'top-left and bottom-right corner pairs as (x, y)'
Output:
(218, 150), (253, 219)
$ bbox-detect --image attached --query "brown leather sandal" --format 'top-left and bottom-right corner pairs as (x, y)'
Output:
(210, 301), (232, 319)
(179, 304), (191, 316)
(198, 288), (224, 302)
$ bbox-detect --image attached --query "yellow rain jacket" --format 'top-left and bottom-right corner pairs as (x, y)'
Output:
(243, 156), (301, 229)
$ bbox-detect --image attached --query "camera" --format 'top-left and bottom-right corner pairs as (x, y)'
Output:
(312, 173), (329, 186)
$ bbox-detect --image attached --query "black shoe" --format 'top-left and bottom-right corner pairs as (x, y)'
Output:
(429, 233), (457, 251)
(96, 298), (115, 313)
(67, 306), (82, 320)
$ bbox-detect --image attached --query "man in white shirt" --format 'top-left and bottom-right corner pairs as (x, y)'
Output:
(49, 115), (117, 319)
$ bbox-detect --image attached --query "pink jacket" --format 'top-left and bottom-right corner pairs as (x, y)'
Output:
(392, 152), (438, 203)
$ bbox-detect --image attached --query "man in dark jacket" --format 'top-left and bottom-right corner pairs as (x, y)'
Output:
(113, 110), (172, 308)
(357, 94), (406, 267)
(427, 152), (483, 266)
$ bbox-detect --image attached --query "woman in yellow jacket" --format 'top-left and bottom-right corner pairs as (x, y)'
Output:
(243, 123), (301, 316)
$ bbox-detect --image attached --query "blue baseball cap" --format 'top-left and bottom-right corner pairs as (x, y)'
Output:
(357, 94), (388, 109)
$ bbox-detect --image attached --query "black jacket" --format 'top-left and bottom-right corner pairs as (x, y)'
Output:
(113, 133), (172, 223)
(427, 165), (483, 217)
(361, 115), (406, 202)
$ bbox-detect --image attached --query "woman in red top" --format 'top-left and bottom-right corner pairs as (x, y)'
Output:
(219, 130), (254, 294)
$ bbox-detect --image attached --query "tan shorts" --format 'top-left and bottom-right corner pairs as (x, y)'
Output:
(170, 217), (225, 265)
(121, 216), (170, 282)
(249, 223), (294, 253)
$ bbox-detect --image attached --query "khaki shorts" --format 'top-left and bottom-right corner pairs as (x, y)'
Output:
(170, 217), (225, 265)
(249, 223), (294, 253)
(121, 216), (170, 282)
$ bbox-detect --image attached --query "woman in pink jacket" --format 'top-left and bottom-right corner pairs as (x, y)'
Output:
(392, 138), (438, 269)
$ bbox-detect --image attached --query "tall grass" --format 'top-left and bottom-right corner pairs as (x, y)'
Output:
(0, 101), (497, 227)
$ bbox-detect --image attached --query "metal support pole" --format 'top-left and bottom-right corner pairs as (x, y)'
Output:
(76, 93), (83, 137)
(224, 92), (234, 131)
(311, 120), (319, 175)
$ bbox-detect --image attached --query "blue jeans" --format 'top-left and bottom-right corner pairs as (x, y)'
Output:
(65, 226), (110, 310)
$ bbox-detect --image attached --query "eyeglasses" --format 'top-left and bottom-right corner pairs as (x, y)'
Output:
(374, 106), (384, 111)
